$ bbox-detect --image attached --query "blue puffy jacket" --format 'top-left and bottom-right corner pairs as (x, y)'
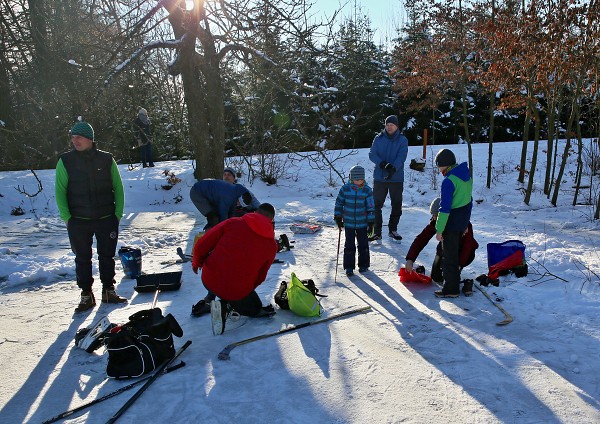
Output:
(334, 182), (375, 229)
(191, 179), (248, 221)
(368, 129), (409, 182)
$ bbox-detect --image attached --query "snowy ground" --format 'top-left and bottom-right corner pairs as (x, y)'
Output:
(0, 141), (599, 423)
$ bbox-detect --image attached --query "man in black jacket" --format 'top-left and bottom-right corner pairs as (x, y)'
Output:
(56, 121), (127, 312)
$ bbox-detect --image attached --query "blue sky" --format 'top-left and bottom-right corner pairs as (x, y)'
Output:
(315, 0), (406, 46)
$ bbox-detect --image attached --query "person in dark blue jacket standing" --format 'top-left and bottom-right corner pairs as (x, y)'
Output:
(368, 115), (409, 242)
(334, 165), (375, 276)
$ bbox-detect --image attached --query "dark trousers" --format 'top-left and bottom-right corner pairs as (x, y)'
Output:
(373, 181), (404, 234)
(67, 216), (119, 292)
(343, 227), (370, 270)
(140, 143), (154, 167)
(189, 189), (219, 230)
(441, 230), (461, 294)
(203, 281), (262, 317)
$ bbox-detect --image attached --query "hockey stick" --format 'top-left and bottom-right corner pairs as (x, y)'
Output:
(106, 340), (192, 424)
(474, 282), (513, 325)
(218, 306), (371, 360)
(334, 227), (342, 284)
(41, 361), (185, 424)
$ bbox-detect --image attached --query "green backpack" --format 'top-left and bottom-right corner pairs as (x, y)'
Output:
(287, 272), (322, 317)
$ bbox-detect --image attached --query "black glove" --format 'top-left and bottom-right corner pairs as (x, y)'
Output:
(241, 191), (253, 206)
(384, 166), (397, 180)
(379, 161), (389, 170)
(367, 221), (374, 236)
(334, 216), (344, 229)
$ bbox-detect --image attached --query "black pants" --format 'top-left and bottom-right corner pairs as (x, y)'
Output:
(140, 142), (154, 167)
(343, 227), (370, 270)
(201, 284), (262, 317)
(373, 181), (404, 234)
(441, 230), (461, 294)
(189, 189), (219, 230)
(67, 215), (119, 292)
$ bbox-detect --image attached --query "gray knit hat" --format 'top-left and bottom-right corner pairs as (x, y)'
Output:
(434, 149), (456, 167)
(70, 121), (94, 141)
(429, 197), (441, 216)
(223, 167), (237, 178)
(349, 165), (365, 180)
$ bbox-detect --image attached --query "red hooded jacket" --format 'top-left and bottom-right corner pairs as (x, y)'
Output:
(406, 218), (478, 268)
(192, 212), (278, 301)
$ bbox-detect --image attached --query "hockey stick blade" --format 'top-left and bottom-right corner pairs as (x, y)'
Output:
(41, 361), (185, 424)
(106, 340), (192, 424)
(474, 282), (513, 325)
(218, 306), (371, 360)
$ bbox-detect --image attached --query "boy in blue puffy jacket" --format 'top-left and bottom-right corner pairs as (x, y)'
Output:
(334, 165), (375, 276)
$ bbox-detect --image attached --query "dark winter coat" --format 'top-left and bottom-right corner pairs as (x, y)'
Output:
(368, 129), (409, 183)
(190, 179), (249, 221)
(55, 146), (124, 221)
(406, 219), (479, 267)
(133, 117), (151, 146)
(334, 181), (375, 229)
(192, 212), (278, 301)
(436, 162), (473, 234)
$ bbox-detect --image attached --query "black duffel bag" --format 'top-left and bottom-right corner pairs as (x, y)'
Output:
(106, 308), (183, 378)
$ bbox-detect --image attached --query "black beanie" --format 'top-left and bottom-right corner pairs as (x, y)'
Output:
(435, 149), (456, 167)
(385, 115), (399, 127)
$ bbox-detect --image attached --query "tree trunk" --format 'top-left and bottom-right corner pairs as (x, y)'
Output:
(460, 83), (473, 175)
(486, 90), (495, 189)
(572, 106), (583, 206)
(164, 0), (225, 180)
(551, 94), (578, 206)
(544, 94), (558, 195)
(518, 106), (530, 183)
(524, 104), (540, 205)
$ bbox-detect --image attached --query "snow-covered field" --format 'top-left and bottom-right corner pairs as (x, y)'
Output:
(1, 141), (599, 423)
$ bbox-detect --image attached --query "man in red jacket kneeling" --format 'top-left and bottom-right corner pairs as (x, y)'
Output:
(192, 203), (278, 335)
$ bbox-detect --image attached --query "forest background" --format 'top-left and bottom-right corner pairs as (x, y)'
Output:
(0, 0), (598, 215)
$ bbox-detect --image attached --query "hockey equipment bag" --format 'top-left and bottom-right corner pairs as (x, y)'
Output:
(486, 240), (528, 279)
(105, 308), (183, 378)
(286, 273), (322, 317)
(275, 277), (325, 310)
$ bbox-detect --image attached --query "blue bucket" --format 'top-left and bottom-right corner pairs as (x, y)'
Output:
(118, 246), (142, 278)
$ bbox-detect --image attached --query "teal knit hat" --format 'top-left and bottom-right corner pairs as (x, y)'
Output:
(70, 121), (94, 141)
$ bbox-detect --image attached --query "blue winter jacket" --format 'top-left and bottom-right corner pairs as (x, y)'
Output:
(368, 129), (409, 182)
(191, 179), (248, 221)
(436, 162), (473, 234)
(334, 181), (375, 229)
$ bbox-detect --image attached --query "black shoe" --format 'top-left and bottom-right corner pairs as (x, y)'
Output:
(359, 267), (369, 273)
(254, 304), (276, 318)
(345, 269), (354, 276)
(389, 231), (403, 241)
(462, 279), (474, 296)
(191, 299), (211, 316)
(368, 234), (382, 242)
(101, 288), (127, 304)
(434, 290), (459, 298)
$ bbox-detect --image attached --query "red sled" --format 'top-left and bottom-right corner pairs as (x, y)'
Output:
(399, 267), (432, 284)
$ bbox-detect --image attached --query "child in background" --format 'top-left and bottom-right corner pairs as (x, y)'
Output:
(405, 197), (478, 295)
(334, 165), (375, 276)
(432, 149), (473, 298)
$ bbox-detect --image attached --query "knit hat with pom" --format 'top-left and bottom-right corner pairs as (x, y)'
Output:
(70, 121), (94, 141)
